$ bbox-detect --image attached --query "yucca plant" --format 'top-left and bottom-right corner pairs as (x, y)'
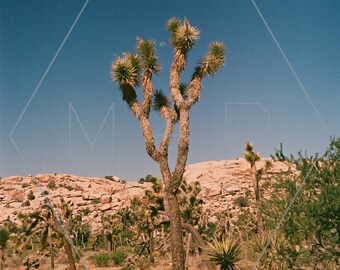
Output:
(205, 236), (242, 270)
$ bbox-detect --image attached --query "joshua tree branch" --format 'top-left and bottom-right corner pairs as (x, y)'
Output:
(141, 73), (153, 117)
(128, 98), (161, 162)
(187, 75), (202, 107)
(169, 59), (185, 109)
(159, 107), (177, 158)
(172, 108), (190, 192)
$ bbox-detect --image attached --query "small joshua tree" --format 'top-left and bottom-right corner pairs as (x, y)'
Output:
(244, 142), (264, 233)
(111, 18), (225, 269)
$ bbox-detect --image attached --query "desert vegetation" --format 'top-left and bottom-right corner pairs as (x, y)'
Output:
(0, 137), (338, 270)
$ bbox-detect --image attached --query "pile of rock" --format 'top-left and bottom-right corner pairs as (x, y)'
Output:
(0, 158), (292, 230)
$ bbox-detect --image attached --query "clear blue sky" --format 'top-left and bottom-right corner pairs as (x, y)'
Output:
(1, 0), (339, 180)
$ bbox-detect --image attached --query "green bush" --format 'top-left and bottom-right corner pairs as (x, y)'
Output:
(234, 196), (248, 208)
(111, 250), (127, 266)
(21, 183), (29, 188)
(0, 227), (9, 249)
(22, 200), (30, 207)
(89, 253), (111, 267)
(27, 190), (35, 200)
(47, 181), (56, 190)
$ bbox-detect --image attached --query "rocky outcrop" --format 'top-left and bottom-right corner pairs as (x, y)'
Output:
(0, 159), (293, 231)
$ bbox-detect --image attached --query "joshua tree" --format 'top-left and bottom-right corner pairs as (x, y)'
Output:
(244, 142), (264, 233)
(111, 18), (225, 269)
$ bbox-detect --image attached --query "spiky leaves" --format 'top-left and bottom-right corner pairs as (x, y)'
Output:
(167, 18), (200, 72)
(137, 39), (161, 75)
(205, 237), (242, 270)
(194, 42), (225, 78)
(244, 142), (260, 166)
(111, 54), (141, 103)
(172, 19), (200, 53)
(153, 90), (170, 112)
(166, 17), (181, 34)
(188, 42), (225, 106)
(179, 83), (189, 99)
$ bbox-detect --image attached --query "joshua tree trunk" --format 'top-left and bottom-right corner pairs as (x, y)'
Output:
(0, 249), (4, 270)
(166, 192), (185, 268)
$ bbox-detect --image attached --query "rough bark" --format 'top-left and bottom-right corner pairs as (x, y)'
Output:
(169, 56), (185, 109)
(188, 75), (202, 106)
(141, 74), (153, 117)
(165, 191), (185, 269)
(0, 249), (4, 270)
(172, 108), (190, 191)
(181, 223), (206, 249)
(159, 107), (177, 157)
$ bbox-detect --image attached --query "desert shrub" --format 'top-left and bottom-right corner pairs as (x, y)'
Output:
(62, 183), (74, 191)
(90, 252), (111, 267)
(111, 249), (127, 266)
(82, 207), (90, 215)
(27, 190), (35, 200)
(105, 175), (114, 181)
(135, 256), (152, 270)
(17, 213), (26, 219)
(21, 183), (29, 188)
(0, 227), (9, 249)
(47, 181), (56, 190)
(234, 196), (248, 208)
(138, 174), (158, 184)
(22, 200), (30, 207)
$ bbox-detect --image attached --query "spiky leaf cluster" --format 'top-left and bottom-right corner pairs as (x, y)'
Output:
(111, 54), (141, 103)
(195, 42), (225, 78)
(137, 39), (161, 74)
(166, 17), (181, 34)
(244, 141), (260, 166)
(111, 54), (140, 87)
(167, 18), (200, 54)
(205, 236), (242, 270)
(152, 90), (170, 111)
